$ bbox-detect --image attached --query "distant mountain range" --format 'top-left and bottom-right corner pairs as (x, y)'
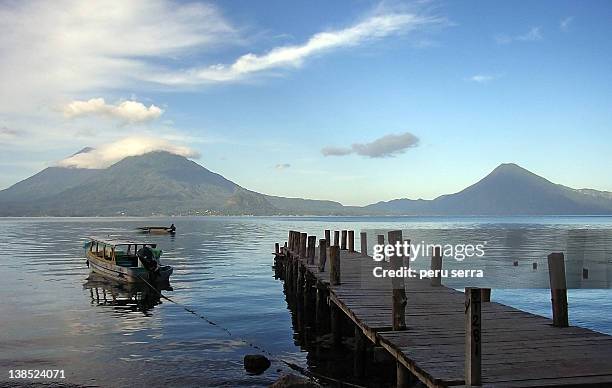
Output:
(1, 151), (611, 216)
(365, 163), (612, 215)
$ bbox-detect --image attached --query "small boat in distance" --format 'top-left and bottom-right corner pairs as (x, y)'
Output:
(137, 224), (176, 234)
(84, 236), (173, 283)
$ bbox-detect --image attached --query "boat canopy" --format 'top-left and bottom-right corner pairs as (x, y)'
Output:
(87, 236), (157, 248)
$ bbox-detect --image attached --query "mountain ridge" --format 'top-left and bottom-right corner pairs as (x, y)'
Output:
(1, 151), (611, 216)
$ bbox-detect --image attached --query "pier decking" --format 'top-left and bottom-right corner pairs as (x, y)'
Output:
(273, 231), (612, 387)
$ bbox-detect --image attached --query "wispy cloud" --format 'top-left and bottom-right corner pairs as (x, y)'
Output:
(322, 132), (419, 158)
(63, 98), (163, 123)
(275, 163), (291, 170)
(321, 146), (354, 157)
(560, 17), (574, 32)
(149, 11), (443, 85)
(0, 126), (26, 144)
(0, 1), (442, 155)
(496, 27), (543, 44)
(0, 0), (238, 114)
(467, 74), (496, 84)
(56, 135), (199, 169)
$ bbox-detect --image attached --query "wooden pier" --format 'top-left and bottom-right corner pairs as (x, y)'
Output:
(273, 230), (612, 387)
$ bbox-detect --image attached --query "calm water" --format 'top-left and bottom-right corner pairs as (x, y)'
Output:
(1, 216), (611, 387)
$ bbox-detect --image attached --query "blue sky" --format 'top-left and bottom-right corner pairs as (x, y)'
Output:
(0, 0), (610, 205)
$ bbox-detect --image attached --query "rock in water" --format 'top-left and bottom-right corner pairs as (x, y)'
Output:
(269, 374), (321, 387)
(244, 354), (271, 374)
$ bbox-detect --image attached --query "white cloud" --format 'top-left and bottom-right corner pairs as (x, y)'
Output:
(275, 163), (291, 170)
(56, 135), (199, 169)
(150, 12), (442, 85)
(518, 27), (543, 41)
(322, 132), (419, 158)
(496, 27), (543, 44)
(0, 1), (441, 100)
(63, 98), (163, 123)
(0, 0), (238, 113)
(0, 1), (441, 155)
(468, 74), (495, 83)
(560, 17), (574, 31)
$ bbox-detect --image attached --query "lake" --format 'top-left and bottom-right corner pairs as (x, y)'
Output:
(1, 216), (611, 387)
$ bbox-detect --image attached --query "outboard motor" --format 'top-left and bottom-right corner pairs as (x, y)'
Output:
(137, 246), (160, 275)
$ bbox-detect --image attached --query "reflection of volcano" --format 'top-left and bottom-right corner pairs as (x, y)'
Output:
(84, 274), (171, 315)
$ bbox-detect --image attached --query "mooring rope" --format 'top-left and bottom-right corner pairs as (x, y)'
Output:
(136, 274), (316, 381)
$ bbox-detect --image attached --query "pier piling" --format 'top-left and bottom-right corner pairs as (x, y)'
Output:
(397, 362), (412, 388)
(331, 302), (342, 347)
(354, 327), (366, 377)
(307, 235), (316, 264)
(481, 288), (491, 302)
(273, 232), (612, 388)
(329, 245), (341, 286)
(388, 230), (407, 331)
(465, 287), (482, 386)
(360, 231), (367, 255)
(299, 233), (307, 259)
(548, 252), (569, 327)
(318, 239), (327, 272)
(348, 230), (355, 252)
(315, 284), (329, 334)
(341, 230), (348, 250)
(325, 229), (331, 247)
(430, 246), (442, 287)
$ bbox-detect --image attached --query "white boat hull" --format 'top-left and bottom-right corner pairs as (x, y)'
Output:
(87, 252), (172, 283)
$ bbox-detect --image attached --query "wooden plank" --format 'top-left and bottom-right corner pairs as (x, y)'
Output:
(283, 242), (612, 388)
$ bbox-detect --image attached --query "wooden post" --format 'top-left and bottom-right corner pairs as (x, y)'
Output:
(548, 252), (569, 327)
(300, 233), (307, 259)
(481, 288), (491, 302)
(354, 327), (366, 378)
(465, 287), (482, 386)
(275, 242), (280, 254)
(293, 231), (299, 254)
(318, 239), (327, 272)
(296, 261), (304, 296)
(397, 362), (411, 388)
(389, 230), (407, 330)
(303, 274), (314, 326)
(329, 245), (341, 286)
(325, 230), (331, 247)
(330, 302), (342, 346)
(334, 230), (340, 246)
(341, 230), (348, 250)
(315, 285), (329, 334)
(431, 246), (442, 287)
(376, 234), (385, 258)
(285, 246), (292, 284)
(285, 234), (291, 277)
(348, 230), (355, 252)
(307, 235), (316, 264)
(360, 232), (367, 255)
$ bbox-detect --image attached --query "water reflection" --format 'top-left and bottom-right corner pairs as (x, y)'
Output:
(83, 274), (171, 315)
(1, 216), (611, 387)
